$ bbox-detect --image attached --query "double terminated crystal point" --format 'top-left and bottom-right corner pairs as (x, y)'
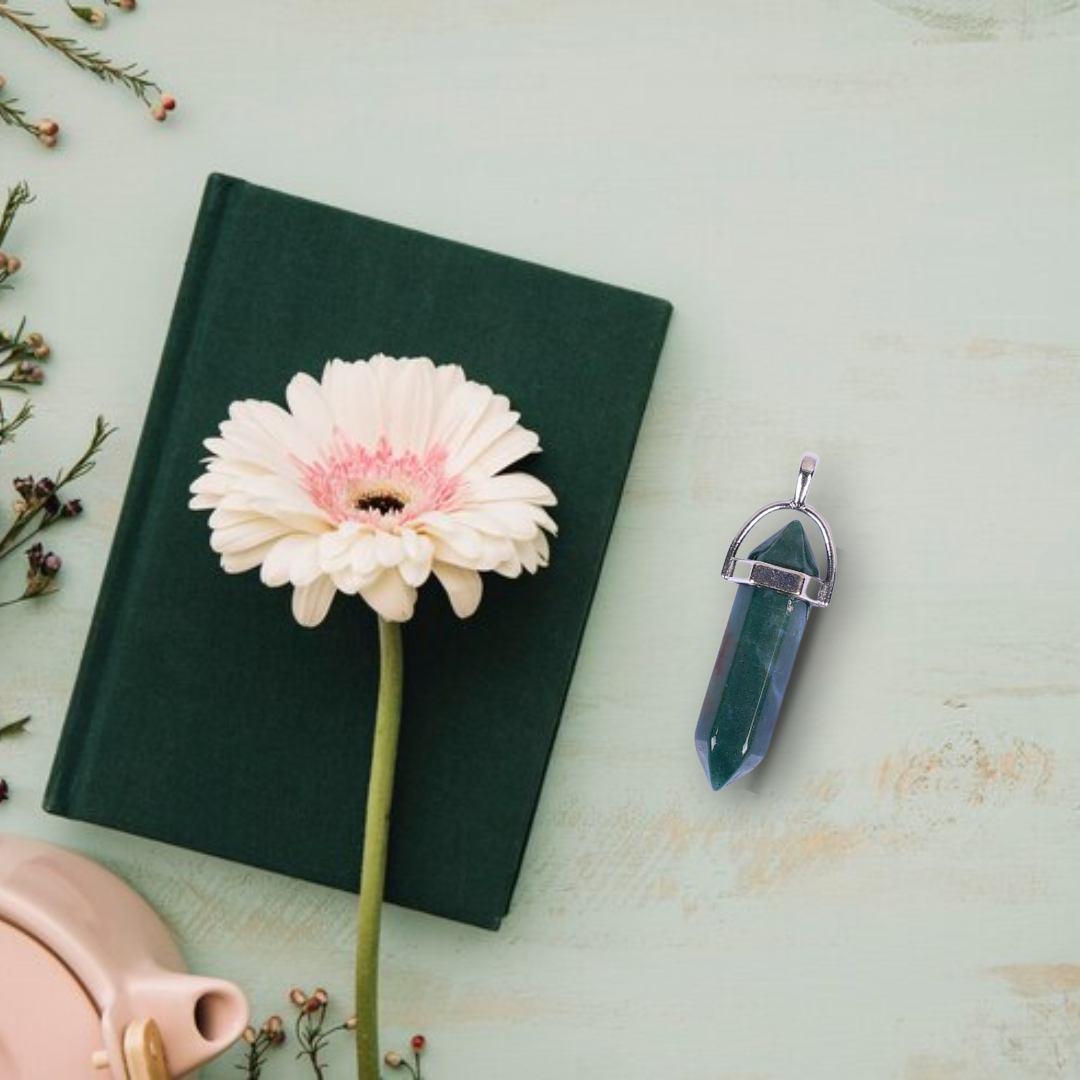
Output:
(695, 522), (818, 790)
(695, 453), (836, 791)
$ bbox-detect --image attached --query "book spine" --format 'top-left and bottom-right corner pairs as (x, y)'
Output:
(44, 174), (240, 815)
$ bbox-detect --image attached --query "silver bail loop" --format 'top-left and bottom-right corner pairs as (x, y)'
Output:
(721, 451), (836, 608)
(793, 452), (818, 508)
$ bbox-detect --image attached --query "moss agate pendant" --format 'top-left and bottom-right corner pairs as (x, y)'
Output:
(695, 453), (837, 790)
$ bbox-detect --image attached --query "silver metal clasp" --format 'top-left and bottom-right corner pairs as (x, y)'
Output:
(721, 451), (837, 608)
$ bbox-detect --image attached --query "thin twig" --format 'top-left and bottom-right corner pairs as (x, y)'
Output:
(0, 6), (161, 105)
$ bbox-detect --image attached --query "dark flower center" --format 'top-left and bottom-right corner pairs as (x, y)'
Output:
(354, 489), (407, 515)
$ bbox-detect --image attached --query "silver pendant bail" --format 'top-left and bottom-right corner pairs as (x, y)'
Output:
(793, 452), (818, 508)
(721, 452), (837, 608)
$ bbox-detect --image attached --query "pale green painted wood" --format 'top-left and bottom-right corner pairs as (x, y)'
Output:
(2, 3), (1079, 1077)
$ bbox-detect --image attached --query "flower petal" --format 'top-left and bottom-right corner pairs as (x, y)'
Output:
(359, 569), (417, 622)
(433, 563), (483, 618)
(291, 576), (337, 628)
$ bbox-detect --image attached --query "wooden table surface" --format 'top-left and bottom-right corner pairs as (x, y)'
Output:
(3, 3), (1079, 1077)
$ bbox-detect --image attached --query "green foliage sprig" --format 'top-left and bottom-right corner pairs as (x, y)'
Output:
(0, 3), (175, 148)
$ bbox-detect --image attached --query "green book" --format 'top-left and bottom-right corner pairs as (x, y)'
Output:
(45, 175), (672, 930)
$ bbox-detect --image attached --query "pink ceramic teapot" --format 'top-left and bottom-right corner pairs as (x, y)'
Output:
(0, 834), (248, 1079)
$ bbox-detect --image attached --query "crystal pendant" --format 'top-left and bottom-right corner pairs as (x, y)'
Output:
(695, 454), (837, 791)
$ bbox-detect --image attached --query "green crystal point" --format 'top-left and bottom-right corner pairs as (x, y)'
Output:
(749, 519), (819, 578)
(695, 519), (819, 790)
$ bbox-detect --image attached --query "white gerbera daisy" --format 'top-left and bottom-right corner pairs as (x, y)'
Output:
(190, 355), (557, 626)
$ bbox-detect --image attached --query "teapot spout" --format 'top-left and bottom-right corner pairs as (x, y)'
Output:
(119, 972), (248, 1078)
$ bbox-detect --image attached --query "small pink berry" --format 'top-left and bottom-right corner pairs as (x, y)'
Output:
(160, 93), (176, 112)
(150, 104), (167, 122)
(37, 118), (59, 137)
(4, 255), (21, 274)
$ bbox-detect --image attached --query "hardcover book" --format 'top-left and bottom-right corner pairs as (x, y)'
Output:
(45, 174), (672, 930)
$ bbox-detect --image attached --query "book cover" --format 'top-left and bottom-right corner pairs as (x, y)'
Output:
(45, 174), (672, 930)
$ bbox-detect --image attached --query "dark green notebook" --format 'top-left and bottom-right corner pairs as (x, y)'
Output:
(45, 174), (672, 930)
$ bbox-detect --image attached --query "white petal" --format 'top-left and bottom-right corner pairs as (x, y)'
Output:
(286, 372), (335, 448)
(221, 542), (277, 574)
(261, 535), (316, 587)
(359, 570), (417, 622)
(433, 563), (483, 618)
(461, 426), (540, 480)
(210, 518), (290, 555)
(327, 358), (383, 448)
(387, 357), (436, 453)
(280, 535), (323, 587)
(291, 576), (338, 627)
(443, 394), (522, 475)
(375, 530), (403, 568)
(419, 512), (483, 562)
(466, 471), (557, 506)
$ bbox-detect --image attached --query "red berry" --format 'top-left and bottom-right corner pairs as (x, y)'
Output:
(161, 94), (177, 112)
(410, 1034), (426, 1051)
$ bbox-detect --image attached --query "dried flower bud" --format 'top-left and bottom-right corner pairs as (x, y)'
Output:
(0, 778), (9, 805)
(70, 5), (107, 27)
(38, 133), (58, 150)
(33, 343), (51, 360)
(61, 498), (84, 518)
(150, 104), (168, 123)
(25, 332), (44, 348)
(117, 0), (137, 9)
(26, 542), (44, 573)
(344, 1016), (358, 1030)
(33, 478), (56, 498)
(311, 987), (329, 1005)
(2, 254), (21, 275)
(12, 498), (28, 516)
(24, 543), (61, 595)
(37, 119), (59, 138)
(410, 1034), (426, 1052)
(242, 1026), (257, 1046)
(303, 996), (322, 1014)
(261, 1015), (284, 1043)
(12, 360), (44, 384)
(13, 476), (34, 499)
(289, 987), (307, 1007)
(383, 1051), (403, 1069)
(160, 93), (177, 112)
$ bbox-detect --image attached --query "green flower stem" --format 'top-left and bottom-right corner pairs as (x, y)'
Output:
(356, 616), (404, 1080)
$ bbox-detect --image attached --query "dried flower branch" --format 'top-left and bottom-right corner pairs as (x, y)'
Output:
(236, 990), (359, 1080)
(383, 1034), (428, 1080)
(0, 181), (111, 760)
(290, 988), (357, 1079)
(237, 1015), (286, 1080)
(0, 3), (174, 145)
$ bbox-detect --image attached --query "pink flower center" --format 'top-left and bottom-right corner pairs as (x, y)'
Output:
(298, 435), (462, 526)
